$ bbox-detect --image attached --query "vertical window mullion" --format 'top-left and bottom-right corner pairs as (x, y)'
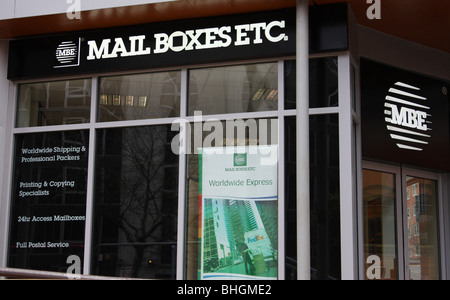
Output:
(83, 76), (98, 275)
(338, 53), (357, 279)
(277, 60), (286, 280)
(177, 69), (188, 279)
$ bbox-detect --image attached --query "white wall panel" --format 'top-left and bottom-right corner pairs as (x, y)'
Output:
(0, 0), (15, 20)
(0, 0), (177, 20)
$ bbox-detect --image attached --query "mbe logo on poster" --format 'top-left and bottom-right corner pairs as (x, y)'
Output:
(54, 38), (81, 69)
(234, 153), (247, 167)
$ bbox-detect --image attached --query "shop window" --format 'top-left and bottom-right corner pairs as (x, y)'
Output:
(17, 79), (92, 127)
(8, 130), (89, 273)
(92, 125), (179, 279)
(284, 57), (338, 109)
(98, 71), (181, 122)
(406, 176), (440, 280)
(362, 169), (398, 280)
(184, 118), (279, 280)
(10, 57), (343, 279)
(284, 115), (341, 280)
(188, 62), (278, 116)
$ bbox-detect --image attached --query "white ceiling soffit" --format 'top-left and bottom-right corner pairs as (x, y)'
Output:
(0, 0), (178, 20)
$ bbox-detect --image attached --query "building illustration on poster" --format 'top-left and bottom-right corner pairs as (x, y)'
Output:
(199, 146), (278, 280)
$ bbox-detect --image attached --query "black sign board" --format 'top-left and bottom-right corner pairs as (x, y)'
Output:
(361, 59), (450, 171)
(8, 5), (348, 80)
(8, 130), (89, 273)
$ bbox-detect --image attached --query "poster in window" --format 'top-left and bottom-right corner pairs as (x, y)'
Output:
(199, 146), (278, 280)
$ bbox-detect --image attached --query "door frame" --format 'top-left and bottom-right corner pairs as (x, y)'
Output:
(361, 161), (403, 279)
(361, 161), (447, 280)
(402, 167), (447, 280)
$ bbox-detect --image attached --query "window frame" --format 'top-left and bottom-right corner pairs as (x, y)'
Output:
(1, 53), (350, 279)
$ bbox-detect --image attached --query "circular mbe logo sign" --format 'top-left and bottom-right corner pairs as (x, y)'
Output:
(384, 82), (432, 152)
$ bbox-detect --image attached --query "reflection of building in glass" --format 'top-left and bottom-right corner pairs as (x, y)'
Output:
(202, 198), (277, 271)
(99, 72), (181, 122)
(189, 63), (278, 116)
(405, 177), (439, 280)
(362, 170), (397, 280)
(17, 79), (92, 127)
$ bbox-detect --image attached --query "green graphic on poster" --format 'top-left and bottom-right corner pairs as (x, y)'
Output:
(199, 146), (278, 280)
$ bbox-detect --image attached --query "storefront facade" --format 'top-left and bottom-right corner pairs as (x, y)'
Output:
(0, 0), (449, 280)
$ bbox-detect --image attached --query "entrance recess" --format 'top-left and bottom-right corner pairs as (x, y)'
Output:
(362, 162), (444, 280)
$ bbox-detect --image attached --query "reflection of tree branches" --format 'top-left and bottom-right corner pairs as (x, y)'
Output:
(111, 126), (171, 277)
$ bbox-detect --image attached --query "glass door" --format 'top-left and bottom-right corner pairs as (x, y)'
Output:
(362, 163), (443, 280)
(363, 164), (402, 280)
(403, 169), (442, 280)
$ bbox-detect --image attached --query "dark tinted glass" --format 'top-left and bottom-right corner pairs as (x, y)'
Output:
(285, 115), (341, 280)
(92, 125), (179, 279)
(284, 58), (338, 109)
(9, 130), (89, 272)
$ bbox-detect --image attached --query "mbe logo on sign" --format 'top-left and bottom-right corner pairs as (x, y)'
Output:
(384, 82), (431, 152)
(54, 38), (81, 69)
(361, 59), (450, 172)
